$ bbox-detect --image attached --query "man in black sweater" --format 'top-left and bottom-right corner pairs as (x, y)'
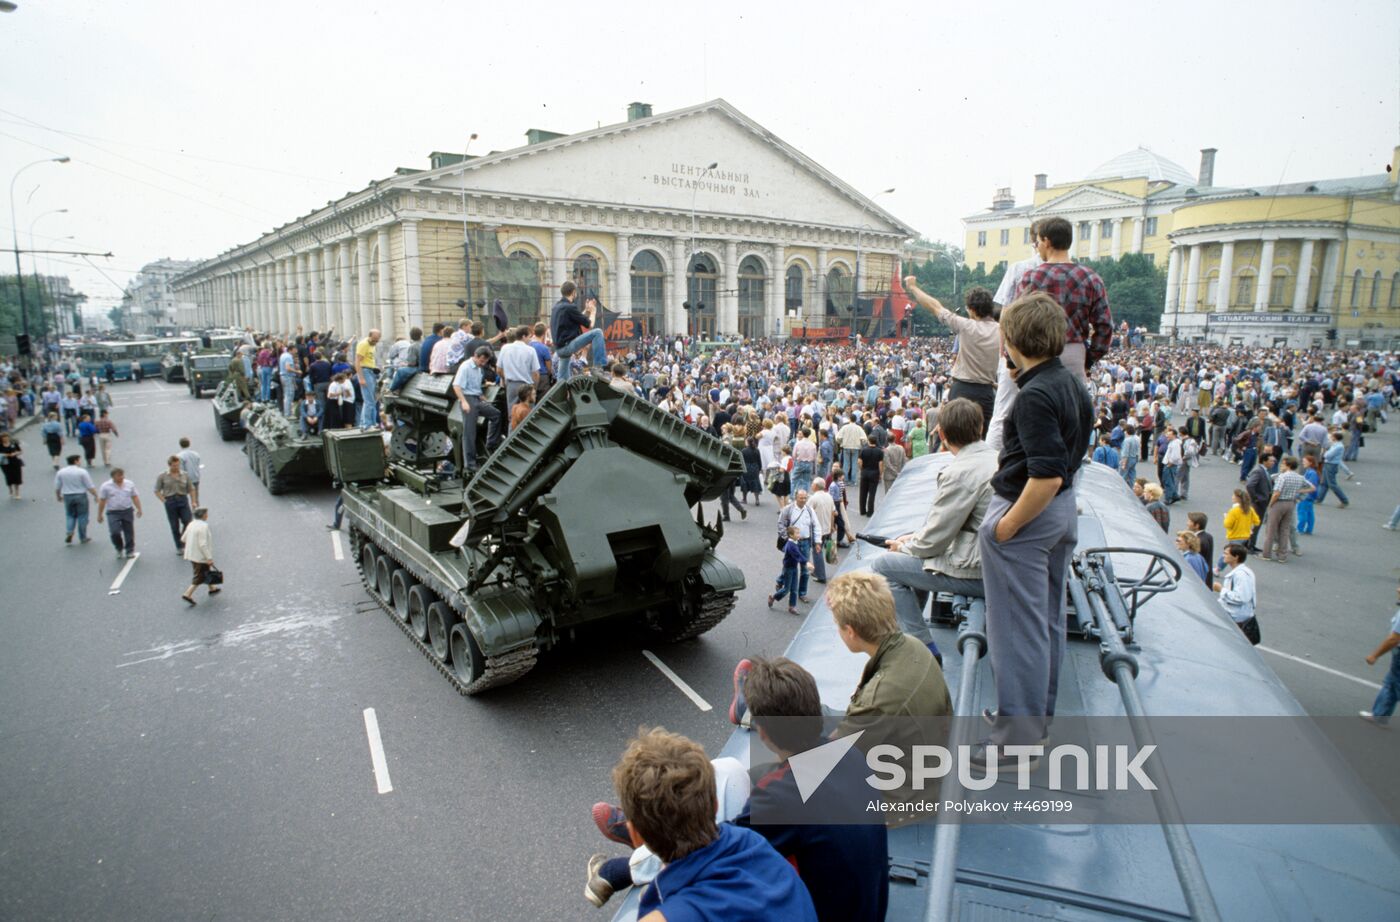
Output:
(975, 292), (1094, 762)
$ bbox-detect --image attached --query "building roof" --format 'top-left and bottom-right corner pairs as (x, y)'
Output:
(1085, 147), (1195, 186)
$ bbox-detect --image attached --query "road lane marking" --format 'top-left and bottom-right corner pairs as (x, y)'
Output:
(1257, 646), (1382, 690)
(108, 552), (140, 594)
(331, 531), (344, 560)
(641, 650), (712, 712)
(363, 708), (394, 794)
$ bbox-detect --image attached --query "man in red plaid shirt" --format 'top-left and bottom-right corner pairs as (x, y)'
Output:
(1015, 216), (1114, 380)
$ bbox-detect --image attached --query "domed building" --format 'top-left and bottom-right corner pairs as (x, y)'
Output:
(964, 145), (1400, 348)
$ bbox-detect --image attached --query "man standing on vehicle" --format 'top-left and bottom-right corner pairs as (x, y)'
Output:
(550, 282), (607, 382)
(453, 346), (502, 474)
(499, 326), (540, 410)
(1014, 217), (1113, 382)
(355, 329), (382, 427)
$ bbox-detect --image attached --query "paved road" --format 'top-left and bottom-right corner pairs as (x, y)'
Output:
(0, 379), (1394, 920)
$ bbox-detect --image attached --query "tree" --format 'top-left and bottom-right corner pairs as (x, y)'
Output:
(0, 275), (56, 339)
(1077, 253), (1167, 331)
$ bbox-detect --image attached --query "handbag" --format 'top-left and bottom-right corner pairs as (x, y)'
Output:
(205, 566), (224, 586)
(1239, 616), (1260, 646)
(776, 536), (787, 552)
(823, 535), (838, 564)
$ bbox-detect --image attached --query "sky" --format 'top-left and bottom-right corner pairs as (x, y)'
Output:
(3, 0), (1398, 316)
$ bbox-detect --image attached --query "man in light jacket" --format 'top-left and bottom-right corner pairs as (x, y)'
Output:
(180, 507), (218, 606)
(871, 398), (997, 645)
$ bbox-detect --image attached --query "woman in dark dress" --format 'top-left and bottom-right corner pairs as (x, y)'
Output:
(740, 438), (763, 506)
(0, 432), (22, 498)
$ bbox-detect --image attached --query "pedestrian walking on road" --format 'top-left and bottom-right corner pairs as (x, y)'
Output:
(77, 413), (97, 467)
(95, 409), (119, 466)
(154, 455), (194, 554)
(40, 412), (64, 468)
(0, 431), (24, 499)
(54, 454), (96, 544)
(177, 437), (202, 506)
(180, 508), (218, 606)
(96, 468), (142, 558)
(1359, 585), (1400, 727)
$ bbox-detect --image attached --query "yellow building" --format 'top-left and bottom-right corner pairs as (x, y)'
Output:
(964, 147), (1400, 348)
(170, 100), (914, 342)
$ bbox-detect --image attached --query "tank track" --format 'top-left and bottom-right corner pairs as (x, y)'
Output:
(348, 529), (538, 695)
(657, 590), (737, 642)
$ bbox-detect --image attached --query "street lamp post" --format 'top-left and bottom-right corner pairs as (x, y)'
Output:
(9, 157), (70, 358)
(460, 133), (478, 313)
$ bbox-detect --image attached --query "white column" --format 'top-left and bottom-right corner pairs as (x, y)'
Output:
(1130, 218), (1145, 254)
(274, 260), (286, 333)
(286, 258), (298, 332)
(614, 233), (631, 317)
(721, 239), (739, 334)
(1088, 221), (1101, 260)
(356, 234), (373, 336)
(1110, 219), (1123, 260)
(1318, 239), (1341, 311)
(551, 228), (568, 289)
(1216, 242), (1234, 313)
(769, 244), (786, 337)
(262, 263), (273, 333)
(338, 241), (354, 335)
(1292, 239), (1316, 312)
(815, 247), (829, 327)
(1182, 245), (1202, 313)
(1159, 244), (1181, 313)
(402, 220), (423, 331)
(377, 226), (393, 338)
(279, 258), (290, 333)
(322, 245), (338, 335)
(671, 236), (688, 336)
(1254, 239), (1275, 312)
(305, 249), (321, 331)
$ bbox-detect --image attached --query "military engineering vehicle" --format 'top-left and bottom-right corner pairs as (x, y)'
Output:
(159, 351), (186, 382)
(242, 403), (332, 494)
(211, 379), (249, 441)
(184, 352), (229, 396)
(330, 374), (746, 695)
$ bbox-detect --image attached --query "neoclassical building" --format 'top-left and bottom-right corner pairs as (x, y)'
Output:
(171, 100), (915, 342)
(963, 146), (1400, 349)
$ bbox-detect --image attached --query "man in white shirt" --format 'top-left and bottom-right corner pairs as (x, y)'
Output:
(1160, 427), (1184, 504)
(498, 326), (541, 411)
(836, 417), (865, 478)
(177, 437), (202, 506)
(986, 237), (1044, 451)
(54, 454), (97, 544)
(1213, 544), (1258, 644)
(96, 467), (143, 558)
(774, 489), (824, 601)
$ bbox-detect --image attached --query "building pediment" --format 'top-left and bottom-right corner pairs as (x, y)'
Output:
(1032, 184), (1144, 214)
(411, 100), (915, 237)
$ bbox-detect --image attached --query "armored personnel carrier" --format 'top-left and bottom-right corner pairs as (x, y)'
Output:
(330, 374), (746, 695)
(184, 352), (229, 396)
(242, 404), (331, 495)
(159, 351), (186, 383)
(211, 379), (250, 441)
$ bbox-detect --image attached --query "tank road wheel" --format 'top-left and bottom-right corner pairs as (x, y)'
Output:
(448, 623), (487, 688)
(390, 568), (416, 620)
(406, 584), (433, 631)
(267, 465), (287, 496)
(373, 555), (394, 601)
(426, 602), (461, 663)
(650, 583), (738, 643)
(359, 543), (380, 593)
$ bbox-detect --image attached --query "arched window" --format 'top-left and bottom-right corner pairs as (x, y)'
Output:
(629, 250), (664, 334)
(737, 255), (766, 340)
(1350, 269), (1363, 308)
(510, 249), (536, 260)
(687, 254), (718, 338)
(1235, 273), (1254, 308)
(1204, 273), (1219, 310)
(1390, 272), (1400, 309)
(496, 249), (543, 325)
(1370, 271), (1382, 309)
(1268, 272), (1290, 308)
(785, 265), (804, 312)
(573, 253), (600, 301)
(826, 266), (852, 317)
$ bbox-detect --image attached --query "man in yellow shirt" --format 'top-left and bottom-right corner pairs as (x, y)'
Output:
(355, 330), (381, 428)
